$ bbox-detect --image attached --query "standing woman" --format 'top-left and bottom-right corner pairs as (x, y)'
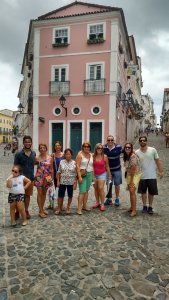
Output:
(76, 141), (93, 215)
(34, 144), (53, 218)
(123, 143), (141, 217)
(92, 143), (111, 211)
(51, 141), (64, 188)
(55, 148), (77, 215)
(48, 141), (64, 209)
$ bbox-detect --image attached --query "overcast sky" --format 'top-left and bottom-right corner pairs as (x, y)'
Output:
(0, 0), (169, 121)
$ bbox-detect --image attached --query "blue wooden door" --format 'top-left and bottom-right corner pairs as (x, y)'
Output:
(90, 122), (102, 152)
(52, 123), (63, 151)
(70, 123), (82, 157)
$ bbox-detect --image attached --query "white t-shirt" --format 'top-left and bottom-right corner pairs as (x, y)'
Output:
(80, 154), (93, 172)
(135, 147), (159, 179)
(9, 175), (25, 194)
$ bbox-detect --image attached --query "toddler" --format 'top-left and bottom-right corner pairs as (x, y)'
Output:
(6, 165), (31, 226)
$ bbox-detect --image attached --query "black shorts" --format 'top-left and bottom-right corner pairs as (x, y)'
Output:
(58, 184), (73, 198)
(8, 193), (25, 204)
(137, 179), (158, 195)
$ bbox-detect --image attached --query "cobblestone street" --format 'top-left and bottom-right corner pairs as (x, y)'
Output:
(0, 133), (169, 299)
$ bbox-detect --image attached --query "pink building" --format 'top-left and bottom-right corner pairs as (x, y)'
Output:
(18, 1), (140, 155)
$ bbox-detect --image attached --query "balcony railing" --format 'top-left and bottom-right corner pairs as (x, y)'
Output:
(49, 81), (70, 96)
(84, 79), (105, 95)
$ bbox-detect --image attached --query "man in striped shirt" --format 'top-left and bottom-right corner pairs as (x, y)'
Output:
(103, 135), (122, 206)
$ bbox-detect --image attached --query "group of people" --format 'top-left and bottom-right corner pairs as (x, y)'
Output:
(6, 134), (164, 226)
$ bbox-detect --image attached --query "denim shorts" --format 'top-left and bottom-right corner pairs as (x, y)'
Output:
(111, 170), (122, 186)
(95, 172), (107, 181)
(58, 184), (73, 198)
(79, 172), (93, 193)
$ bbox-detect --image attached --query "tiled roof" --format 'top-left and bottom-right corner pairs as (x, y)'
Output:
(37, 1), (121, 20)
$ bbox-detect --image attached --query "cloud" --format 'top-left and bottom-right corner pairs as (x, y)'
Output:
(0, 0), (168, 118)
(0, 62), (21, 110)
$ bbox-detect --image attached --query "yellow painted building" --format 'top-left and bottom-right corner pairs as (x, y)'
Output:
(0, 109), (14, 143)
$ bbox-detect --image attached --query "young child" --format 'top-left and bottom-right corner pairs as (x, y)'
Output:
(55, 148), (77, 215)
(6, 165), (31, 226)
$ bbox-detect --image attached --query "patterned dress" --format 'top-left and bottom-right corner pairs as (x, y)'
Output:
(34, 156), (53, 188)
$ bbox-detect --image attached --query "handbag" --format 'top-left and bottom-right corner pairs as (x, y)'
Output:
(80, 169), (87, 177)
(80, 155), (91, 177)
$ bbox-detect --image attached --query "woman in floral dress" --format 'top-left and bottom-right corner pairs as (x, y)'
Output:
(34, 144), (53, 218)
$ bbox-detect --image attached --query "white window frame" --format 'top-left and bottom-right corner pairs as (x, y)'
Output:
(71, 106), (81, 116)
(51, 64), (69, 82)
(87, 22), (106, 40)
(91, 105), (101, 115)
(86, 62), (105, 80)
(52, 26), (70, 44)
(53, 106), (62, 116)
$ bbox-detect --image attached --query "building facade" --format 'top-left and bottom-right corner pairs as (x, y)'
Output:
(18, 1), (144, 154)
(161, 88), (169, 132)
(0, 110), (14, 144)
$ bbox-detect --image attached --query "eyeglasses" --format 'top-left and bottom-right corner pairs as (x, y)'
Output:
(139, 140), (146, 142)
(97, 147), (103, 150)
(125, 147), (131, 149)
(107, 139), (114, 142)
(12, 170), (18, 174)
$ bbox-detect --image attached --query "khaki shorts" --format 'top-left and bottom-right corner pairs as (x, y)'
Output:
(25, 181), (34, 196)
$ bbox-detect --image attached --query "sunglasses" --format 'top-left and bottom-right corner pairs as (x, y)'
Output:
(139, 140), (146, 142)
(97, 147), (103, 150)
(107, 139), (114, 142)
(12, 169), (18, 174)
(125, 147), (131, 149)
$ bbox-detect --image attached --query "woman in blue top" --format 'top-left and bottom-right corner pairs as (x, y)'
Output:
(48, 141), (64, 209)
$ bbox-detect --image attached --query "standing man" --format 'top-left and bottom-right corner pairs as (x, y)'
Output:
(14, 135), (36, 219)
(103, 135), (122, 206)
(136, 136), (164, 214)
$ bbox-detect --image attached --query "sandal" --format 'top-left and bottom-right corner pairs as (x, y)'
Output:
(66, 209), (71, 214)
(43, 210), (48, 215)
(130, 211), (136, 217)
(77, 211), (83, 215)
(128, 208), (132, 212)
(92, 202), (100, 209)
(55, 210), (61, 215)
(82, 207), (91, 211)
(100, 204), (106, 212)
(39, 213), (47, 218)
(22, 221), (28, 226)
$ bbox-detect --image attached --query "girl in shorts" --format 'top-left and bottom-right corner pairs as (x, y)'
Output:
(55, 148), (77, 215)
(6, 165), (31, 226)
(92, 143), (111, 211)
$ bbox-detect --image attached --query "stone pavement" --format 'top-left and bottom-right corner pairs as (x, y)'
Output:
(0, 133), (169, 300)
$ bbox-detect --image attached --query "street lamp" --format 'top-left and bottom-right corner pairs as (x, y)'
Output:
(59, 95), (67, 117)
(126, 88), (133, 102)
(18, 103), (33, 115)
(18, 103), (45, 122)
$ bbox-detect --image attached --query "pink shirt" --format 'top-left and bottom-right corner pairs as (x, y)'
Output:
(93, 159), (106, 175)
